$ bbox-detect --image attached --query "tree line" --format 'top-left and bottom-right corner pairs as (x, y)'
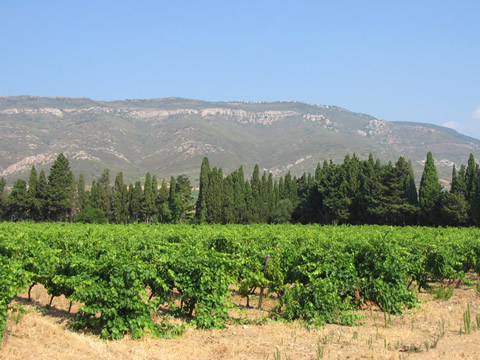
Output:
(0, 152), (479, 226)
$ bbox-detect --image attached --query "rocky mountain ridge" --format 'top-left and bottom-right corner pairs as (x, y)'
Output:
(0, 96), (478, 184)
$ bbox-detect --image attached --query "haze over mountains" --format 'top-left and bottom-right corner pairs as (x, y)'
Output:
(1, 96), (479, 185)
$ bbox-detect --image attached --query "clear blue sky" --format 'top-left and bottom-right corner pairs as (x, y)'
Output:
(2, 1), (480, 138)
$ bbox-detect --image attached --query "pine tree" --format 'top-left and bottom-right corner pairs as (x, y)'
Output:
(9, 179), (29, 221)
(314, 163), (322, 182)
(47, 153), (73, 221)
(375, 157), (419, 225)
(419, 152), (442, 225)
(318, 162), (350, 224)
(440, 191), (469, 226)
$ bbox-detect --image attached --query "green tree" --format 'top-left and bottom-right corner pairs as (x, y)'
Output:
(271, 198), (294, 224)
(37, 170), (48, 220)
(47, 153), (73, 221)
(77, 207), (107, 224)
(156, 179), (171, 222)
(440, 192), (469, 226)
(170, 175), (193, 223)
(89, 180), (100, 209)
(98, 169), (112, 222)
(418, 152), (442, 225)
(112, 172), (129, 224)
(0, 177), (7, 220)
(222, 174), (236, 223)
(77, 174), (87, 211)
(26, 165), (42, 221)
(318, 162), (351, 224)
(196, 157), (210, 223)
(233, 167), (247, 223)
(465, 153), (477, 202)
(151, 175), (159, 222)
(374, 157), (419, 225)
(206, 167), (223, 223)
(129, 181), (143, 223)
(9, 179), (28, 221)
(143, 172), (156, 223)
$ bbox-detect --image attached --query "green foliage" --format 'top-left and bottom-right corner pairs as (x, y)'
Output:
(419, 152), (442, 225)
(271, 199), (294, 224)
(47, 153), (74, 221)
(433, 286), (454, 300)
(8, 179), (29, 221)
(76, 207), (107, 224)
(2, 222), (480, 341)
(0, 255), (30, 339)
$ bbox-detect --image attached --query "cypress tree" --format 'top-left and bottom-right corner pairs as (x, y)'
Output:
(157, 179), (171, 222)
(37, 170), (48, 220)
(249, 165), (261, 222)
(77, 174), (87, 212)
(27, 165), (40, 220)
(222, 174), (235, 223)
(113, 172), (129, 224)
(196, 157), (210, 223)
(465, 154), (477, 202)
(168, 176), (176, 220)
(143, 172), (156, 223)
(70, 174), (78, 222)
(89, 180), (100, 209)
(151, 176), (158, 222)
(130, 181), (143, 223)
(0, 177), (6, 221)
(406, 160), (418, 206)
(418, 152), (442, 225)
(98, 169), (112, 222)
(233, 167), (246, 223)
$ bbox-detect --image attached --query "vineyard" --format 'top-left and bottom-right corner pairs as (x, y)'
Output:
(1, 223), (480, 342)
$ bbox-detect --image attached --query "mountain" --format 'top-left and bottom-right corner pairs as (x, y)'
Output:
(1, 96), (479, 185)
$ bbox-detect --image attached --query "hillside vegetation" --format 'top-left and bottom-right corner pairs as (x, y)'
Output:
(1, 96), (479, 183)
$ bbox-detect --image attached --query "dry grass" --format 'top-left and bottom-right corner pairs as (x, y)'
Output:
(2, 280), (480, 360)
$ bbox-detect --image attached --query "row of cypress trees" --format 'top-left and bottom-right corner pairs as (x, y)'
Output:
(196, 152), (480, 226)
(0, 151), (479, 226)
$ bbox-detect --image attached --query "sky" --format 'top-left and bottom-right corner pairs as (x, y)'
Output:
(1, 1), (480, 138)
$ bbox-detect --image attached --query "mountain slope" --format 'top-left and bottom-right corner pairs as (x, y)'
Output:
(1, 96), (478, 184)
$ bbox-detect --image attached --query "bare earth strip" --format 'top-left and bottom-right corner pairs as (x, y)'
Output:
(2, 283), (480, 360)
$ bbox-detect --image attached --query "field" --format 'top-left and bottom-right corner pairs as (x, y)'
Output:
(2, 223), (480, 359)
